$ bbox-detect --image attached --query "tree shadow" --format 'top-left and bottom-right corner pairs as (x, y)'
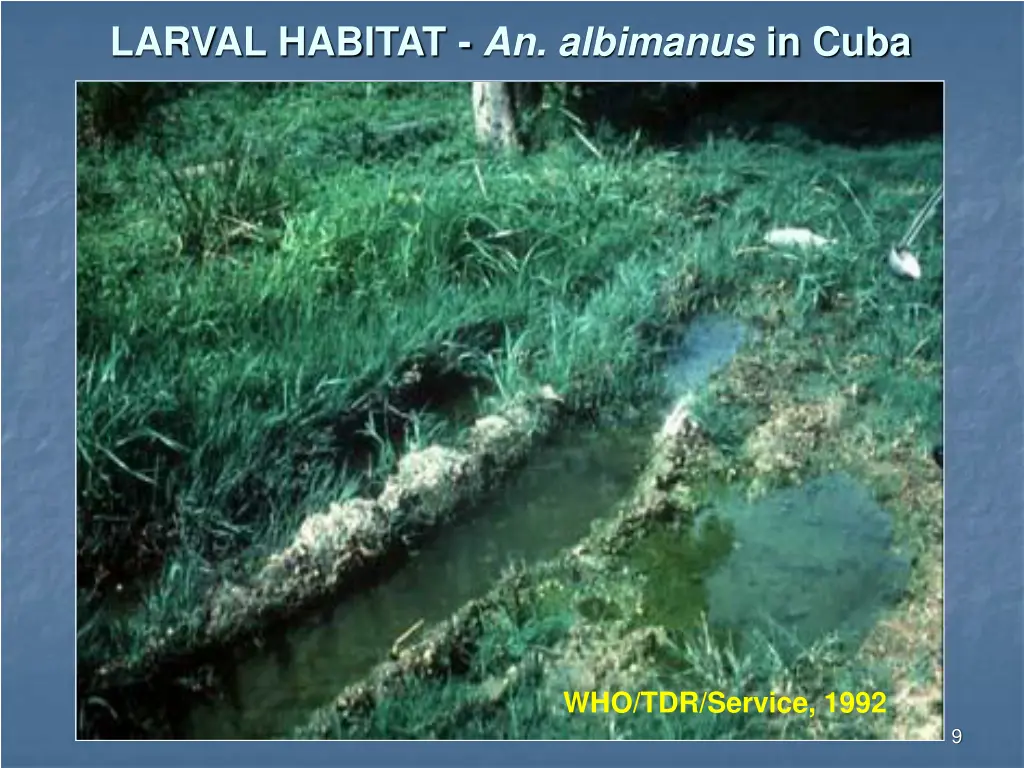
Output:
(570, 82), (943, 149)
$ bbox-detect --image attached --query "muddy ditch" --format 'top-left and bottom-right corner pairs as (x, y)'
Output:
(291, 423), (912, 740)
(183, 413), (658, 738)
(202, 386), (567, 649)
(292, 401), (713, 739)
(169, 316), (755, 739)
(79, 313), (748, 738)
(280, 321), (911, 741)
(79, 379), (566, 738)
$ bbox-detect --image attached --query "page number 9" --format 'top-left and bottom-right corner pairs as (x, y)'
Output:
(951, 728), (963, 744)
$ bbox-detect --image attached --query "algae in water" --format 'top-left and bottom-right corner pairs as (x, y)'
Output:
(631, 472), (909, 660)
(702, 472), (910, 653)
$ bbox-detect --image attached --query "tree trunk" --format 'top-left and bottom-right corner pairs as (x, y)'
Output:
(472, 83), (544, 152)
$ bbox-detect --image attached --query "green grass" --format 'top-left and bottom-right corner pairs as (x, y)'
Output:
(77, 82), (941, 740)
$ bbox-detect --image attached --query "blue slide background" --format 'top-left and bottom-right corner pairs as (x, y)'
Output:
(2, 2), (1022, 766)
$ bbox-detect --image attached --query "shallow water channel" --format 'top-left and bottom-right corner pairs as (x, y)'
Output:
(184, 421), (656, 739)
(178, 315), (783, 739)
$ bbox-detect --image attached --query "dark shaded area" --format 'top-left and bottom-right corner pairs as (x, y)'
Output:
(320, 359), (492, 485)
(77, 83), (195, 147)
(79, 82), (943, 153)
(571, 82), (943, 148)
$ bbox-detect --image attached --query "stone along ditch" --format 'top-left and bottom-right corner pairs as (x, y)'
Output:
(176, 314), (909, 739)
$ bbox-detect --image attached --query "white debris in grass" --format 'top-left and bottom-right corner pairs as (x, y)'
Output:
(763, 227), (837, 249)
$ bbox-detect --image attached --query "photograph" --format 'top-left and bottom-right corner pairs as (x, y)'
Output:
(76, 80), (943, 740)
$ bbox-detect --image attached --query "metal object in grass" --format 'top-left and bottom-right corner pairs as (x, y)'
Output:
(889, 184), (943, 281)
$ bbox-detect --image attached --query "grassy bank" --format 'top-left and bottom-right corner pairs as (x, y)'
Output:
(77, 82), (941, 739)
